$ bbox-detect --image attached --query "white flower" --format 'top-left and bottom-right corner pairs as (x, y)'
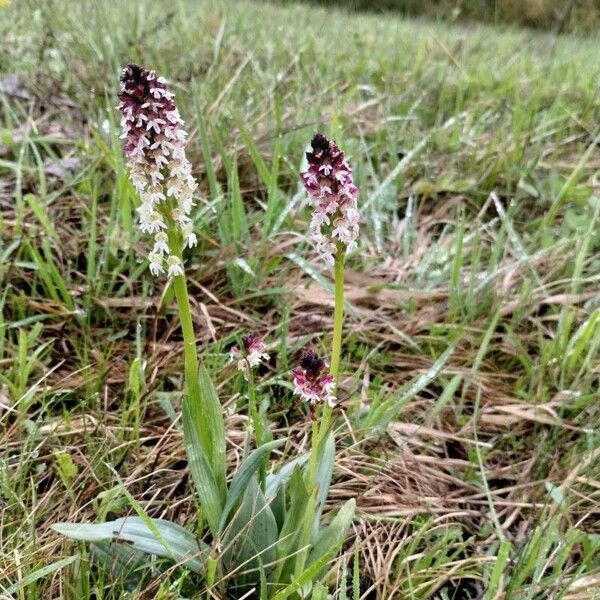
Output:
(172, 208), (191, 225)
(148, 253), (165, 276)
(185, 232), (198, 249)
(139, 210), (167, 234)
(167, 256), (184, 277)
(152, 232), (169, 255)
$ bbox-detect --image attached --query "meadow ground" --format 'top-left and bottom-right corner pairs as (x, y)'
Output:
(1, 0), (600, 598)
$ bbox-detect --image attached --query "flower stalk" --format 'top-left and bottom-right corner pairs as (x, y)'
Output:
(230, 333), (271, 485)
(118, 63), (203, 436)
(295, 133), (359, 576)
(246, 370), (263, 445)
(246, 370), (267, 487)
(313, 241), (346, 441)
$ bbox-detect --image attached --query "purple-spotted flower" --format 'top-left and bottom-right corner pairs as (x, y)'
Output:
(300, 133), (360, 265)
(230, 334), (270, 379)
(292, 349), (336, 407)
(118, 64), (198, 277)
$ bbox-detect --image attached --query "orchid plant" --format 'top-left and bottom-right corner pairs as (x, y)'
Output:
(53, 65), (358, 599)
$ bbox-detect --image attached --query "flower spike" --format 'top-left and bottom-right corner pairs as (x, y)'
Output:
(300, 133), (360, 265)
(118, 63), (198, 276)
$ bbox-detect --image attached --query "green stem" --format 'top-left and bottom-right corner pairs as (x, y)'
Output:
(161, 204), (202, 402)
(329, 242), (346, 381)
(298, 243), (347, 576)
(315, 243), (345, 441)
(306, 242), (346, 488)
(163, 210), (202, 404)
(297, 415), (321, 577)
(306, 413), (321, 487)
(247, 369), (262, 441)
(172, 271), (201, 399)
(247, 369), (267, 488)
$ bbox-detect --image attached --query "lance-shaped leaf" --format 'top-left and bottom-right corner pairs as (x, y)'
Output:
(307, 498), (355, 569)
(183, 398), (224, 535)
(265, 454), (309, 500)
(221, 477), (278, 590)
(219, 438), (286, 533)
(273, 466), (310, 585)
(312, 431), (335, 536)
(198, 365), (227, 492)
(52, 517), (208, 574)
(91, 542), (151, 585)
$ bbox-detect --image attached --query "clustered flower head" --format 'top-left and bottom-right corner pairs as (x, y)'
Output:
(292, 349), (336, 407)
(118, 63), (198, 277)
(230, 334), (270, 379)
(300, 133), (360, 266)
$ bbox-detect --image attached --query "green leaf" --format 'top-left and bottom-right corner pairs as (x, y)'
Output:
(273, 467), (310, 585)
(219, 439), (286, 533)
(368, 344), (455, 428)
(307, 499), (356, 568)
(265, 454), (309, 499)
(233, 257), (256, 276)
(229, 157), (250, 246)
(313, 431), (335, 534)
(192, 81), (221, 201)
(90, 542), (150, 583)
(198, 364), (227, 494)
(52, 517), (207, 574)
(183, 398), (224, 535)
(487, 539), (512, 599)
(269, 479), (287, 532)
(222, 477), (278, 590)
(233, 113), (272, 187)
(271, 535), (344, 600)
(262, 135), (283, 237)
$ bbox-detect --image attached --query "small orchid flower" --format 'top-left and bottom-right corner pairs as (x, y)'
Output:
(230, 334), (270, 379)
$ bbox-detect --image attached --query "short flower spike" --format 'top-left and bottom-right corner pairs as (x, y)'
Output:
(292, 349), (336, 407)
(230, 334), (270, 379)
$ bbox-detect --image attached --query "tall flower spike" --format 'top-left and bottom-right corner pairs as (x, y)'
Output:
(292, 349), (336, 407)
(230, 334), (270, 380)
(300, 133), (360, 266)
(118, 63), (198, 276)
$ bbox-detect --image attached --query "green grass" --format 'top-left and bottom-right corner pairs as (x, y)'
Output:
(1, 0), (600, 598)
